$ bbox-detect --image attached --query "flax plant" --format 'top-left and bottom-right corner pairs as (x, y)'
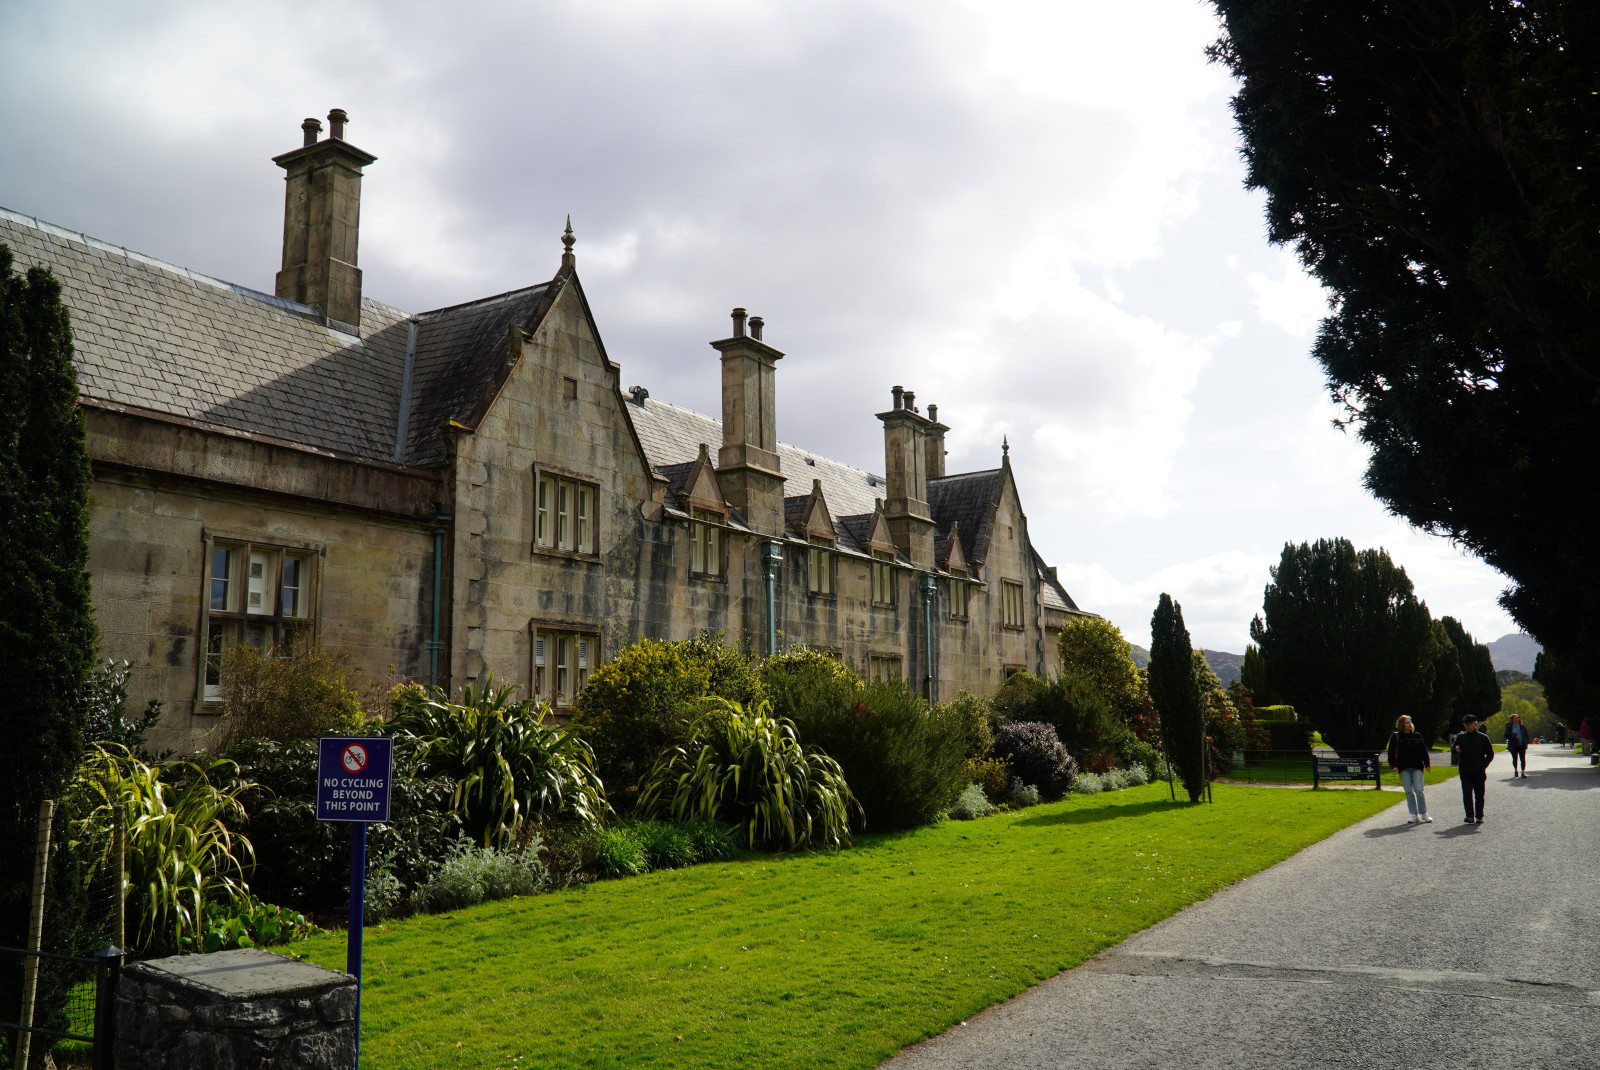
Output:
(389, 673), (608, 848)
(638, 699), (858, 851)
(71, 744), (257, 953)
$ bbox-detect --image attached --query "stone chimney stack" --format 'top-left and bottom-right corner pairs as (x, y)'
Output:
(924, 403), (948, 480)
(273, 109), (377, 333)
(878, 386), (936, 568)
(713, 309), (786, 533)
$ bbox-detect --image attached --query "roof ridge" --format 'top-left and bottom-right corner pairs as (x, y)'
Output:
(930, 467), (1002, 482)
(415, 283), (550, 321)
(0, 204), (330, 319)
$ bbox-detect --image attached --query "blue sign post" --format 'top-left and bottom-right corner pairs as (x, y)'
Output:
(316, 736), (393, 1069)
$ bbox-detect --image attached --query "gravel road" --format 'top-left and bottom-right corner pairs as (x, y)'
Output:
(881, 743), (1599, 1070)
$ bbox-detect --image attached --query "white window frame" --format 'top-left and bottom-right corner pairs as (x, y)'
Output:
(948, 572), (970, 620)
(872, 552), (896, 606)
(536, 470), (600, 556)
(531, 624), (601, 709)
(689, 508), (724, 576)
(199, 535), (320, 705)
(1001, 579), (1026, 629)
(807, 538), (834, 596)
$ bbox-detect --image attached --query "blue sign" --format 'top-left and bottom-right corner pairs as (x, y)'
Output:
(316, 736), (394, 823)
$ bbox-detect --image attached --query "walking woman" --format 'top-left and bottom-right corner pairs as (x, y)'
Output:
(1387, 715), (1433, 824)
(1505, 713), (1531, 777)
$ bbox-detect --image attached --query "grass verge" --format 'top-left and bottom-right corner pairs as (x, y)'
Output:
(299, 783), (1396, 1070)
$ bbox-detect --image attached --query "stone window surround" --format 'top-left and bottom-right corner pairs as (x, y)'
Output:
(198, 529), (324, 712)
(948, 568), (971, 620)
(533, 463), (601, 560)
(871, 552), (898, 607)
(999, 578), (1027, 630)
(530, 620), (603, 709)
(805, 535), (835, 598)
(867, 652), (903, 682)
(689, 507), (726, 578)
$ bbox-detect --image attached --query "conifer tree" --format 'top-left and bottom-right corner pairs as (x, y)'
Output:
(1149, 593), (1204, 802)
(1440, 617), (1499, 736)
(0, 245), (96, 954)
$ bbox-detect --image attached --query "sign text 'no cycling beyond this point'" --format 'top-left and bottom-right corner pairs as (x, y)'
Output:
(317, 737), (393, 823)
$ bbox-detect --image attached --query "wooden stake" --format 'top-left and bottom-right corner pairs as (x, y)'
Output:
(16, 798), (55, 1070)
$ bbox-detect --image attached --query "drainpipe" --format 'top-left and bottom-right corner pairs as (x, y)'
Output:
(427, 508), (450, 687)
(919, 573), (937, 700)
(761, 541), (783, 656)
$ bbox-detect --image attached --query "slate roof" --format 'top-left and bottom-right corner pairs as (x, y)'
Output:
(628, 394), (896, 557)
(927, 468), (1003, 567)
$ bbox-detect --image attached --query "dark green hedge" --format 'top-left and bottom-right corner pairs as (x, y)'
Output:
(1256, 719), (1313, 752)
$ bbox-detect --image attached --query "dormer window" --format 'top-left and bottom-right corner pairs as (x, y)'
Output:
(690, 509), (724, 576)
(807, 537), (834, 595)
(948, 567), (970, 620)
(872, 552), (897, 606)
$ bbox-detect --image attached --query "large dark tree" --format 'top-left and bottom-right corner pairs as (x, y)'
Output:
(1440, 616), (1500, 735)
(1534, 649), (1598, 728)
(1251, 539), (1435, 752)
(1413, 619), (1461, 745)
(1209, 1), (1600, 702)
(0, 246), (96, 990)
(1149, 594), (1205, 802)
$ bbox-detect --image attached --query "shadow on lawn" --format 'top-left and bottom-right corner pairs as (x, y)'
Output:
(1014, 798), (1188, 828)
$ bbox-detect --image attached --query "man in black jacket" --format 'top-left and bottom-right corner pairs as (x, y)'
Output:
(1453, 714), (1495, 824)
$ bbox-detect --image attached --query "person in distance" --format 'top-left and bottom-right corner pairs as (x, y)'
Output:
(1452, 714), (1494, 824)
(1386, 714), (1432, 824)
(1504, 713), (1531, 778)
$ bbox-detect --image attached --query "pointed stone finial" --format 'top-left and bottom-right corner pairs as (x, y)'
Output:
(1002, 435), (1010, 458)
(561, 215), (576, 271)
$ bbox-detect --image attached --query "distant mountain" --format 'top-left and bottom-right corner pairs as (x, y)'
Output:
(1486, 632), (1542, 675)
(1123, 644), (1242, 686)
(1202, 650), (1244, 686)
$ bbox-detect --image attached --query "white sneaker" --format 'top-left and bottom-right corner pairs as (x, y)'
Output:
(1422, 814), (1434, 823)
(1408, 816), (1419, 823)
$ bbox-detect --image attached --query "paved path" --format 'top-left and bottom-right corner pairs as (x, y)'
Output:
(883, 744), (1600, 1069)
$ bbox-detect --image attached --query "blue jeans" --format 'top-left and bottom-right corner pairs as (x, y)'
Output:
(1399, 768), (1427, 817)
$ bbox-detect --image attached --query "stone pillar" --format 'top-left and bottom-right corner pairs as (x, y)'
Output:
(273, 109), (378, 334)
(114, 949), (356, 1070)
(713, 309), (787, 534)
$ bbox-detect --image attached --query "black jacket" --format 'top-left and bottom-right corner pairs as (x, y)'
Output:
(1454, 729), (1495, 775)
(1505, 724), (1531, 750)
(1388, 731), (1432, 771)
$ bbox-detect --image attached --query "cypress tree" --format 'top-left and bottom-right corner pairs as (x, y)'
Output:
(1413, 618), (1461, 746)
(1149, 593), (1204, 803)
(1240, 644), (1276, 706)
(1440, 617), (1499, 735)
(0, 245), (96, 958)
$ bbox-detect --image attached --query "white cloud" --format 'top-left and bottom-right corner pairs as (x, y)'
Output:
(1247, 247), (1331, 338)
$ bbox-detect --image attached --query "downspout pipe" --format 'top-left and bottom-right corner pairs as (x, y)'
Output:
(428, 507), (450, 687)
(761, 541), (783, 656)
(919, 573), (937, 700)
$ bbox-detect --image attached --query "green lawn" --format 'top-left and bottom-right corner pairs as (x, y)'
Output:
(1218, 757), (1458, 788)
(299, 784), (1397, 1070)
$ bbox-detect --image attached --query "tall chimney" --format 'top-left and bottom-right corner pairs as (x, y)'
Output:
(925, 403), (948, 480)
(713, 310), (786, 533)
(272, 109), (377, 333)
(878, 387), (936, 567)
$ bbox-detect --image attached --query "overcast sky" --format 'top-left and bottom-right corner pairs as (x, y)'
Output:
(0, 0), (1519, 652)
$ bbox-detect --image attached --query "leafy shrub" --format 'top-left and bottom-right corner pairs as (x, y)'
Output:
(764, 655), (968, 830)
(962, 756), (1011, 802)
(1123, 765), (1150, 786)
(82, 658), (167, 759)
(1117, 735), (1162, 780)
(191, 894), (312, 952)
(1074, 771), (1104, 794)
(70, 745), (257, 954)
(413, 838), (547, 913)
(364, 854), (402, 924)
(944, 690), (995, 758)
(992, 721), (1077, 800)
(1255, 719), (1314, 751)
(990, 672), (1044, 730)
(390, 674), (608, 847)
(680, 820), (739, 863)
(570, 639), (716, 798)
(1007, 778), (1041, 808)
(1058, 617), (1148, 720)
(1002, 672), (1130, 773)
(1103, 768), (1129, 791)
(225, 735), (458, 916)
(219, 643), (366, 747)
(589, 826), (649, 879)
(638, 700), (857, 851)
(949, 783), (993, 820)
(629, 820), (695, 870)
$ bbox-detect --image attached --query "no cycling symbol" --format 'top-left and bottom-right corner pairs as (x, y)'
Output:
(342, 743), (369, 774)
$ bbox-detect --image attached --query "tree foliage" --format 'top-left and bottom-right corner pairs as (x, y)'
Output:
(1209, 0), (1600, 701)
(1057, 617), (1145, 719)
(1149, 594), (1204, 802)
(1251, 539), (1435, 753)
(1439, 616), (1500, 735)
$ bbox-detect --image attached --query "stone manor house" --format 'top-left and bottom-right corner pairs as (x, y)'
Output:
(1, 111), (1090, 752)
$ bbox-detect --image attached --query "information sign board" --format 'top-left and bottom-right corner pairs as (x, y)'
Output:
(1312, 754), (1382, 789)
(316, 737), (394, 823)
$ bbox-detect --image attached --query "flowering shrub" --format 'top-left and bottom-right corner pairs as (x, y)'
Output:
(991, 722), (1077, 800)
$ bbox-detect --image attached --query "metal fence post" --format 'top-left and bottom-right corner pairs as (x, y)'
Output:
(92, 944), (123, 1070)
